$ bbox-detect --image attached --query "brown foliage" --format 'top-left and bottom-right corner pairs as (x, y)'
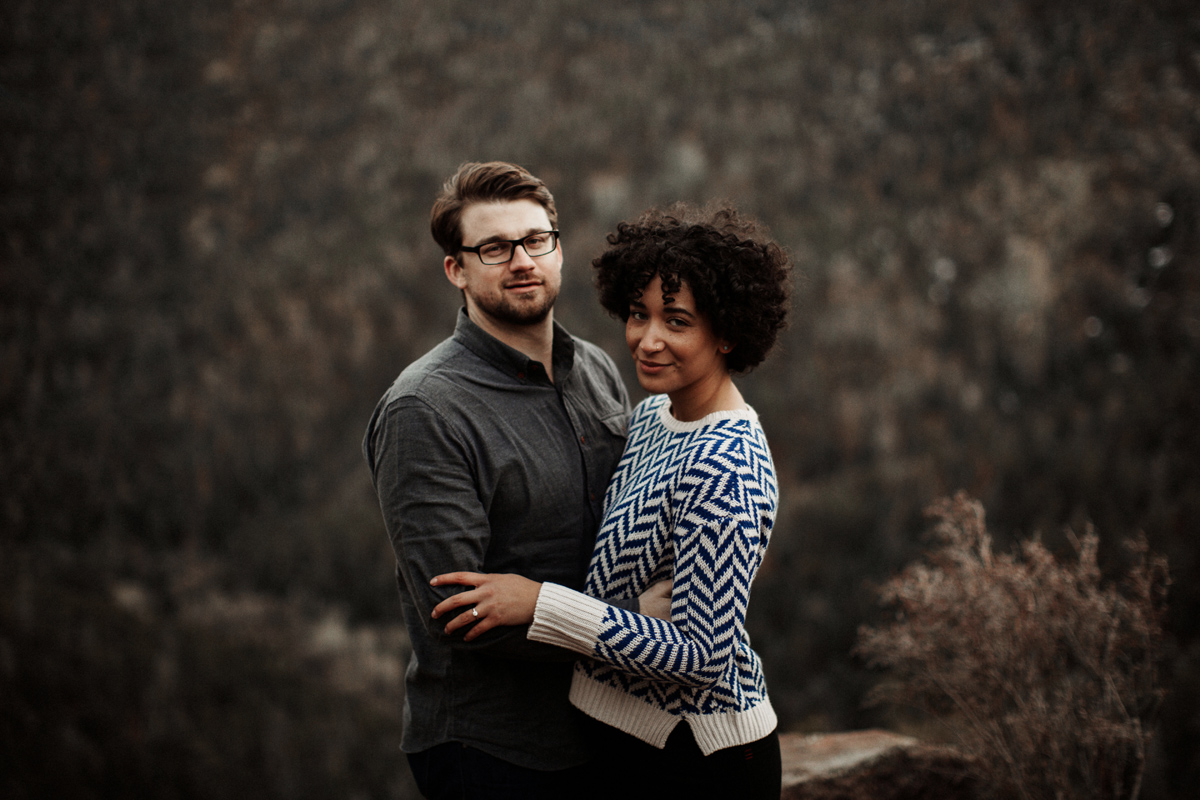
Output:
(0, 539), (417, 800)
(856, 492), (1169, 800)
(4, 0), (1198, 794)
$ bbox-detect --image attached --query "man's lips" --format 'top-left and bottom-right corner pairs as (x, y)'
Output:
(504, 279), (542, 292)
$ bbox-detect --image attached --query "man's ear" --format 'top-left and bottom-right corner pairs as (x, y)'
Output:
(444, 254), (467, 289)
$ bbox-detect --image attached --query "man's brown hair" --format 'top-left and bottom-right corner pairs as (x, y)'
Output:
(430, 162), (558, 257)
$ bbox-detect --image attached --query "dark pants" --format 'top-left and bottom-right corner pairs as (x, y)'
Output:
(588, 722), (782, 800)
(407, 742), (592, 800)
(408, 724), (780, 800)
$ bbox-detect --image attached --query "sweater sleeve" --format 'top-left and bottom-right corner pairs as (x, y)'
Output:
(528, 438), (768, 687)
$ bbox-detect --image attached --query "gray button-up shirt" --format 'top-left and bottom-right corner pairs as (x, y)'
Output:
(363, 309), (630, 769)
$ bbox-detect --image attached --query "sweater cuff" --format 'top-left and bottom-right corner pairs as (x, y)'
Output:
(528, 583), (609, 656)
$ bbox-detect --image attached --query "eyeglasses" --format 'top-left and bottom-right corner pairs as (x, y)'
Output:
(460, 231), (560, 265)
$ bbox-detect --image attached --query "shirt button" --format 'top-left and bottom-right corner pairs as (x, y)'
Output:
(580, 436), (586, 444)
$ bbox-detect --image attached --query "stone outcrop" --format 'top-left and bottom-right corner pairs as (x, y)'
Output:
(780, 730), (980, 800)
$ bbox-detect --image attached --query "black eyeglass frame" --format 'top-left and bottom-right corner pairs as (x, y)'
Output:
(459, 231), (560, 265)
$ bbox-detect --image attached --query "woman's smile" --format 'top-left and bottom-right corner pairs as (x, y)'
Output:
(635, 358), (670, 376)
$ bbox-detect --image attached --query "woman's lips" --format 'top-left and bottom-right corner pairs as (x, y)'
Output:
(636, 359), (669, 375)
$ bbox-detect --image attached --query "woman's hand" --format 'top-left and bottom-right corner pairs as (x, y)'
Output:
(638, 579), (673, 620)
(429, 572), (542, 641)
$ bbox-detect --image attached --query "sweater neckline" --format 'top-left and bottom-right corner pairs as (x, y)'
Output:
(652, 394), (758, 432)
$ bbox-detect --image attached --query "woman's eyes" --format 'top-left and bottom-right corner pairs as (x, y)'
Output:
(629, 311), (689, 327)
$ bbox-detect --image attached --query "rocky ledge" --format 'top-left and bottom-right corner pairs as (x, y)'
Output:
(780, 730), (979, 800)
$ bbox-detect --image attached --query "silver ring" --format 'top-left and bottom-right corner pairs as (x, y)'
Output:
(472, 608), (479, 617)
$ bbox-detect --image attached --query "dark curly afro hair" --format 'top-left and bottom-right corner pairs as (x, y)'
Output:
(592, 203), (791, 373)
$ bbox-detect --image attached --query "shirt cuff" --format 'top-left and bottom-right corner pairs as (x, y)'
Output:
(605, 595), (640, 614)
(528, 582), (609, 656)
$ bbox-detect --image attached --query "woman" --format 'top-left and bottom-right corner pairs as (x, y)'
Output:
(431, 203), (791, 797)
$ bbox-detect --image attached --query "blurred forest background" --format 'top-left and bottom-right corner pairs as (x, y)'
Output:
(2, 0), (1198, 797)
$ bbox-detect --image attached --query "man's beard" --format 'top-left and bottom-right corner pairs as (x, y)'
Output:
(474, 284), (558, 326)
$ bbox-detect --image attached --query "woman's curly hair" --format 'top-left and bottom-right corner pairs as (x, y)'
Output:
(592, 203), (791, 373)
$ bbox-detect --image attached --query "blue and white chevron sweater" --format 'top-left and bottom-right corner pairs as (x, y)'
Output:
(528, 393), (778, 755)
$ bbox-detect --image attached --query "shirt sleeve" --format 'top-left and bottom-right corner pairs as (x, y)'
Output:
(527, 446), (766, 686)
(366, 394), (573, 661)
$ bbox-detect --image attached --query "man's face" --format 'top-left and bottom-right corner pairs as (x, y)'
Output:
(444, 199), (563, 329)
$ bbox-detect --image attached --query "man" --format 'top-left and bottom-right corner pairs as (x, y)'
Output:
(363, 162), (632, 798)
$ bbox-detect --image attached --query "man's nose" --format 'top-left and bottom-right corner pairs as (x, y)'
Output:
(508, 243), (537, 270)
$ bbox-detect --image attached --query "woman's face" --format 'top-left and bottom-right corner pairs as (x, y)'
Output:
(626, 275), (729, 400)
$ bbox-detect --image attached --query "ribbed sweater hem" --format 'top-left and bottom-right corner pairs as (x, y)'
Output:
(568, 670), (778, 756)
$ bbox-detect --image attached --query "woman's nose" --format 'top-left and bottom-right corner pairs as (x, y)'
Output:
(639, 325), (665, 352)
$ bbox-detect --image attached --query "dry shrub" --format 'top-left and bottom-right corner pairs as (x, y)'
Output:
(856, 492), (1169, 800)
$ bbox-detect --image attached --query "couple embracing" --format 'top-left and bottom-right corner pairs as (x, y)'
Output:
(364, 161), (791, 799)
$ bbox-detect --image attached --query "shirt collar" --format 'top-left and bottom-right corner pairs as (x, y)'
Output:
(452, 308), (576, 384)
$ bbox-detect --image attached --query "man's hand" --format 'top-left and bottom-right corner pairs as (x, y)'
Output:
(430, 572), (541, 641)
(638, 579), (673, 620)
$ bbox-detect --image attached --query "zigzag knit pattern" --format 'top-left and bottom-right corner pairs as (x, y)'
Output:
(528, 394), (778, 751)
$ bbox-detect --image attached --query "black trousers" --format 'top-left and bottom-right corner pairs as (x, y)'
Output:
(408, 742), (592, 800)
(408, 723), (781, 800)
(585, 722), (782, 800)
